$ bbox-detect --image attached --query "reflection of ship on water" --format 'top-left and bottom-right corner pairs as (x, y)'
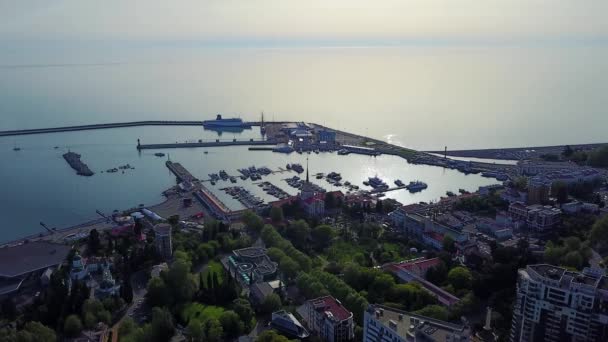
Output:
(203, 125), (250, 136)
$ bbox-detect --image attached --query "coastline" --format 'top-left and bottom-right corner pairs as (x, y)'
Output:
(1, 120), (575, 247)
(0, 187), (201, 248)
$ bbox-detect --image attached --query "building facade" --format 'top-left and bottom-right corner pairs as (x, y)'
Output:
(510, 264), (608, 342)
(363, 304), (471, 342)
(508, 202), (561, 233)
(154, 223), (173, 259)
(305, 296), (355, 342)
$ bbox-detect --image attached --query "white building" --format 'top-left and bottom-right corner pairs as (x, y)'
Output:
(363, 304), (471, 342)
(510, 265), (608, 342)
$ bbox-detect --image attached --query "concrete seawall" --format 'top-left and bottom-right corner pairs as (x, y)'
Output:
(137, 140), (276, 150)
(0, 120), (257, 137)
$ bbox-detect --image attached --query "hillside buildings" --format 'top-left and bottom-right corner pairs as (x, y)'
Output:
(390, 209), (469, 250)
(508, 202), (561, 233)
(304, 296), (355, 342)
(153, 223), (173, 259)
(510, 265), (608, 342)
(225, 247), (278, 285)
(363, 304), (471, 342)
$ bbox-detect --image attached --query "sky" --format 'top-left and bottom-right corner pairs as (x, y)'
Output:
(1, 1), (607, 46)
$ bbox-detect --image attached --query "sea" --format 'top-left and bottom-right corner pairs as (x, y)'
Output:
(1, 44), (607, 242)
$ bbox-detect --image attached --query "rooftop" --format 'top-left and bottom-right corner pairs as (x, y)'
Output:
(389, 258), (441, 275)
(309, 295), (352, 322)
(153, 223), (172, 235)
(251, 282), (274, 300)
(234, 247), (268, 259)
(367, 304), (468, 341)
(0, 242), (71, 278)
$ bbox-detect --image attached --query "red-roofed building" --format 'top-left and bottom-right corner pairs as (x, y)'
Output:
(304, 296), (354, 342)
(423, 231), (445, 250)
(386, 257), (442, 279)
(302, 193), (326, 217)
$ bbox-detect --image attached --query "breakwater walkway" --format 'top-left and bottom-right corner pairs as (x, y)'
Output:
(137, 139), (276, 150)
(0, 120), (242, 137)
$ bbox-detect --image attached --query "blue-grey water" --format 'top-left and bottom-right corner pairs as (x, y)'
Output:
(1, 45), (607, 241)
(0, 125), (500, 242)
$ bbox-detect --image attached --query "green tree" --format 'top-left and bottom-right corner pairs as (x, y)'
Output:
(563, 251), (584, 269)
(219, 310), (244, 338)
(16, 322), (57, 342)
(590, 215), (608, 250)
(552, 181), (569, 204)
(261, 293), (282, 314)
(414, 305), (449, 321)
(279, 257), (300, 280)
(232, 298), (255, 330)
(562, 145), (574, 157)
(168, 215), (180, 226)
(242, 211), (264, 232)
(513, 177), (528, 191)
(442, 235), (457, 254)
(146, 276), (172, 307)
(256, 330), (292, 342)
(64, 314), (83, 338)
(447, 267), (473, 290)
(119, 318), (138, 337)
(97, 310), (112, 324)
(287, 220), (310, 248)
(148, 307), (175, 342)
(166, 259), (197, 304)
(187, 320), (203, 342)
(312, 225), (335, 249)
(588, 145), (608, 167)
(202, 318), (223, 342)
(270, 206), (285, 223)
(426, 262), (448, 286)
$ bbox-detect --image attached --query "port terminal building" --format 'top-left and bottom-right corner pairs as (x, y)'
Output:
(0, 242), (71, 298)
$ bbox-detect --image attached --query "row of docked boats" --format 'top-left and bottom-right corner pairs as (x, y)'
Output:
(222, 186), (264, 209)
(363, 176), (428, 192)
(286, 163), (304, 173)
(257, 181), (290, 199)
(238, 165), (272, 181)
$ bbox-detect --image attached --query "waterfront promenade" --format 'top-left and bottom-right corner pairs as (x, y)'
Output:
(137, 139), (275, 150)
(0, 120), (258, 137)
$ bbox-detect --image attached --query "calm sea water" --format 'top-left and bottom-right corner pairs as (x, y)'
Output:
(1, 45), (607, 241)
(0, 125), (499, 242)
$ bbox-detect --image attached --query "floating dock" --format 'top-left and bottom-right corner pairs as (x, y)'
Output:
(63, 152), (94, 176)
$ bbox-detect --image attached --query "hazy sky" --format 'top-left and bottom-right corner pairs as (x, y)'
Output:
(1, 1), (607, 45)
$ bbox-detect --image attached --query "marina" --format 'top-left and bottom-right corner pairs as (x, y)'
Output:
(0, 124), (500, 242)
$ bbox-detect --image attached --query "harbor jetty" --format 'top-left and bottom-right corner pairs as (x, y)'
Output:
(63, 152), (94, 176)
(137, 139), (275, 150)
(0, 120), (221, 137)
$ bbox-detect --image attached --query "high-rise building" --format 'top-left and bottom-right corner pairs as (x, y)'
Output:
(363, 304), (471, 342)
(304, 296), (354, 342)
(154, 223), (173, 259)
(527, 177), (551, 205)
(510, 264), (608, 342)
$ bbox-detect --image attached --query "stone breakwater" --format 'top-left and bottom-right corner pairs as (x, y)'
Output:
(63, 152), (94, 176)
